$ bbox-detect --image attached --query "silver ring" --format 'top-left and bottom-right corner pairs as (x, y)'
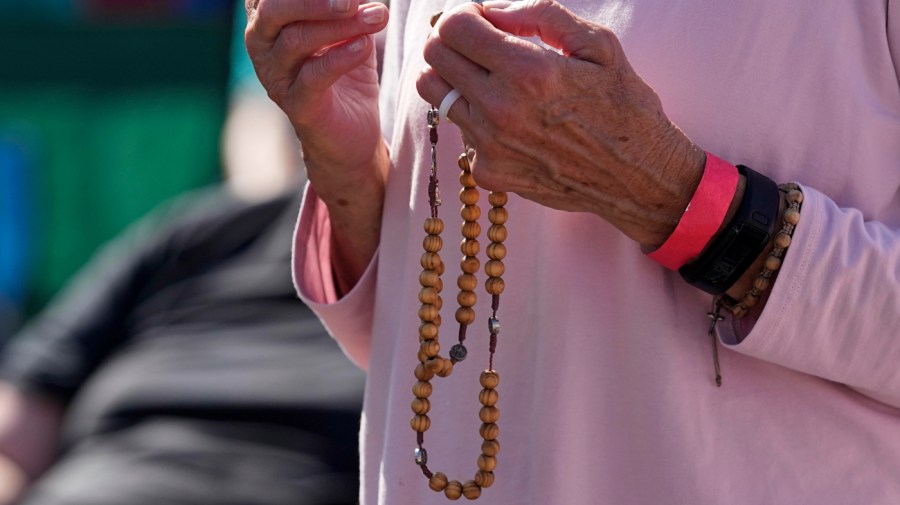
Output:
(439, 88), (463, 124)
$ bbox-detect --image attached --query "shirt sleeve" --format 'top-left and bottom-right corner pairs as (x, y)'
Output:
(718, 184), (900, 408)
(292, 183), (378, 370)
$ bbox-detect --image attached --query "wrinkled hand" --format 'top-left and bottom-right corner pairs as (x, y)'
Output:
(416, 0), (706, 248)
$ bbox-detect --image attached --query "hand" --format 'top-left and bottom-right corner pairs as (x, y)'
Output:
(245, 0), (392, 292)
(416, 0), (706, 248)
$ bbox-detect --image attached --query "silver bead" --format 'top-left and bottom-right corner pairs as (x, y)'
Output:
(488, 317), (500, 335)
(449, 344), (468, 362)
(415, 447), (428, 466)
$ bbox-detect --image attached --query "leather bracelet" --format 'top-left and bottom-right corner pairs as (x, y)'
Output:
(679, 165), (780, 295)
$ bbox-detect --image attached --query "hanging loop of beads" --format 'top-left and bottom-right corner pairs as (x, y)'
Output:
(411, 106), (508, 500)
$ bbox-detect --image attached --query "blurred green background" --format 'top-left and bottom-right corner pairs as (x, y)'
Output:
(0, 0), (236, 332)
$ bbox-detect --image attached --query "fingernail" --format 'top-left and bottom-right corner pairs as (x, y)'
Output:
(330, 0), (351, 14)
(361, 4), (385, 24)
(347, 36), (367, 53)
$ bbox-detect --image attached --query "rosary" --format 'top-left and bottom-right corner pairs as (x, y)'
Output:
(409, 98), (508, 500)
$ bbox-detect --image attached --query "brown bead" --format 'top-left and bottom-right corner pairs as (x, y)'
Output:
(753, 276), (771, 292)
(444, 480), (463, 500)
(487, 224), (507, 243)
(783, 207), (801, 225)
(411, 397), (430, 415)
(741, 291), (760, 308)
(481, 439), (500, 457)
(457, 273), (477, 291)
(429, 472), (449, 492)
(435, 259), (445, 276)
(485, 277), (506, 295)
(425, 357), (444, 373)
(420, 270), (439, 287)
(420, 339), (440, 359)
(479, 406), (500, 423)
(429, 11), (442, 27)
(423, 235), (443, 253)
(434, 295), (443, 311)
(488, 207), (508, 225)
(786, 189), (803, 204)
(457, 290), (477, 308)
(484, 260), (505, 278)
(731, 305), (749, 318)
(456, 306), (475, 325)
(460, 205), (481, 222)
(460, 188), (479, 206)
(419, 287), (439, 305)
(474, 470), (495, 488)
(436, 358), (454, 377)
(434, 278), (444, 294)
(461, 221), (481, 240)
(424, 217), (444, 235)
(412, 381), (433, 398)
(488, 192), (508, 206)
(421, 252), (442, 271)
(479, 388), (499, 406)
(417, 347), (429, 363)
(764, 255), (783, 271)
(480, 370), (500, 389)
(410, 414), (431, 432)
(479, 423), (499, 440)
(433, 313), (443, 327)
(460, 256), (480, 274)
(462, 480), (481, 500)
(486, 242), (507, 260)
(477, 454), (497, 472)
(414, 363), (435, 381)
(460, 238), (480, 257)
(418, 304), (439, 322)
(774, 231), (792, 249)
(458, 153), (471, 171)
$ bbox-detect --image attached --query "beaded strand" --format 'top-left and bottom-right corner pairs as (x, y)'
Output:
(412, 107), (507, 500)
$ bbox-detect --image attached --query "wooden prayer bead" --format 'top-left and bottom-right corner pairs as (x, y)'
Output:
(412, 381), (433, 398)
(741, 292), (759, 308)
(461, 205), (481, 222)
(463, 480), (482, 500)
(429, 11), (442, 27)
(429, 472), (449, 492)
(435, 260), (445, 276)
(787, 189), (803, 204)
(474, 471), (495, 488)
(486, 243), (506, 260)
(456, 307), (475, 325)
(459, 170), (476, 188)
(419, 323), (438, 341)
(421, 252), (442, 270)
(418, 304), (439, 322)
(411, 398), (431, 415)
(488, 207), (508, 225)
(433, 313), (442, 327)
(764, 255), (782, 271)
(479, 423), (499, 440)
(479, 406), (500, 424)
(420, 270), (439, 287)
(485, 277), (505, 295)
(461, 257), (481, 275)
(774, 231), (792, 249)
(783, 207), (801, 225)
(420, 339), (440, 358)
(414, 363), (435, 381)
(460, 188), (479, 206)
(458, 153), (471, 171)
(488, 192), (508, 206)
(457, 290), (477, 308)
(478, 388), (499, 406)
(434, 278), (444, 294)
(460, 238), (480, 257)
(423, 235), (443, 253)
(487, 224), (507, 243)
(424, 217), (444, 235)
(425, 357), (444, 373)
(417, 347), (429, 363)
(731, 305), (749, 318)
(461, 222), (481, 240)
(753, 276), (771, 292)
(411, 414), (431, 432)
(436, 357), (454, 377)
(419, 287), (439, 305)
(434, 295), (443, 311)
(457, 273), (477, 291)
(480, 371), (500, 389)
(477, 455), (497, 472)
(445, 480), (463, 500)
(481, 440), (500, 457)
(484, 260), (505, 278)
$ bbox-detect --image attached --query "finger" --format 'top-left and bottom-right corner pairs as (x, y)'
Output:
(295, 34), (375, 94)
(482, 0), (618, 65)
(267, 3), (388, 79)
(416, 66), (472, 126)
(251, 0), (361, 42)
(422, 31), (490, 102)
(433, 3), (542, 72)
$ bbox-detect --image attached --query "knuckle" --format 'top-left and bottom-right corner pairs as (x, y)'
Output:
(421, 36), (443, 65)
(436, 10), (478, 43)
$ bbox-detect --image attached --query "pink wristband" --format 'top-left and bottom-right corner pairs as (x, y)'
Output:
(646, 152), (740, 270)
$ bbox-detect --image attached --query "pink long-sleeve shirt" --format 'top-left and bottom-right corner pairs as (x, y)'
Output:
(294, 1), (900, 503)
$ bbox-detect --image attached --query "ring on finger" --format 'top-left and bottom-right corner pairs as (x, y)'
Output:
(439, 88), (463, 124)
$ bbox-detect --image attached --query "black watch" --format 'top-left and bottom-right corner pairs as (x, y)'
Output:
(679, 165), (779, 295)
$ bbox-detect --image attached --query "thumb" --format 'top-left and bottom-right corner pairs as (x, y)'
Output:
(481, 0), (618, 65)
